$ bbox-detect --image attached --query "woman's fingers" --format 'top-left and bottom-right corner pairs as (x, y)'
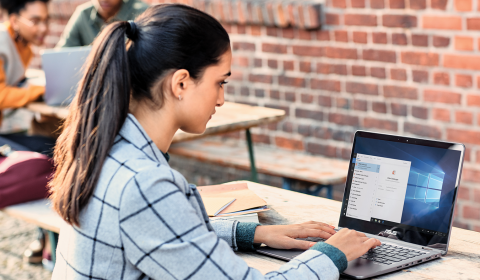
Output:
(298, 222), (337, 235)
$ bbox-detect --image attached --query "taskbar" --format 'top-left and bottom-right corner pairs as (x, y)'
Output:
(370, 217), (448, 237)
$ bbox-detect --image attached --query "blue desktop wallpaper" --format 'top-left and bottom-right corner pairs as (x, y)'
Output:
(353, 137), (461, 233)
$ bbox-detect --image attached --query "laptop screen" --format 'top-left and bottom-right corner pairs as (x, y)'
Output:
(339, 131), (464, 252)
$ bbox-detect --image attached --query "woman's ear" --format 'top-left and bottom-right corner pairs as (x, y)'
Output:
(170, 69), (190, 101)
(9, 14), (20, 33)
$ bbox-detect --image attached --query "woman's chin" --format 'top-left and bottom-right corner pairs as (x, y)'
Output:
(179, 126), (207, 135)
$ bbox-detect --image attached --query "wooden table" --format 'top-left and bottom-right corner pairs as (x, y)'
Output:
(25, 68), (285, 181)
(4, 181), (480, 279)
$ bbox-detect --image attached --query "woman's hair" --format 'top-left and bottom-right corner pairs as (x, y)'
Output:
(50, 4), (230, 226)
(0, 0), (49, 15)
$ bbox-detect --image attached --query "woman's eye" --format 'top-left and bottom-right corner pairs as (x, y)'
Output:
(219, 81), (228, 88)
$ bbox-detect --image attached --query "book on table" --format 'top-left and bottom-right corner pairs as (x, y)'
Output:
(197, 183), (268, 220)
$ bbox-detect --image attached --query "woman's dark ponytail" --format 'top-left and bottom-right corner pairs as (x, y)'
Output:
(50, 4), (231, 226)
(50, 21), (131, 226)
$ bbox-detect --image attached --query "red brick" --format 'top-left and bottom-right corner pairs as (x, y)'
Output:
(268, 59), (278, 69)
(299, 61), (311, 72)
(431, 0), (448, 9)
(240, 87), (250, 96)
(317, 31), (330, 41)
(382, 15), (417, 28)
(248, 74), (271, 84)
(371, 67), (386, 79)
(456, 74), (473, 88)
(307, 142), (337, 158)
(455, 0), (472, 11)
(423, 16), (462, 30)
(353, 99), (368, 111)
(363, 118), (398, 131)
(444, 54), (480, 70)
(317, 63), (348, 75)
(457, 185), (470, 200)
(455, 36), (474, 51)
(433, 108), (451, 122)
(345, 14), (377, 26)
(269, 90), (280, 100)
(262, 43), (288, 54)
(384, 85), (418, 99)
(311, 79), (341, 92)
(329, 113), (360, 126)
(363, 49), (396, 63)
(325, 13), (340, 25)
(353, 32), (368, 44)
(324, 47), (357, 59)
(404, 122), (442, 138)
(372, 102), (387, 113)
(467, 18), (480, 30)
(390, 68), (407, 81)
(392, 33), (407, 45)
(352, 65), (366, 76)
(410, 0), (426, 9)
(433, 36), (450, 47)
(266, 27), (279, 37)
(336, 97), (350, 109)
(292, 45), (323, 56)
(282, 122), (294, 133)
(283, 60), (294, 71)
(401, 52), (439, 66)
(371, 0), (385, 8)
(298, 30), (313, 40)
(372, 32), (387, 44)
(433, 72), (450, 85)
(456, 111), (473, 124)
(424, 89), (462, 104)
(275, 136), (304, 151)
(467, 94), (480, 107)
(278, 76), (305, 87)
(282, 28), (294, 39)
(389, 0), (405, 8)
(463, 205), (480, 219)
(412, 106), (428, 119)
(318, 96), (332, 107)
(284, 92), (296, 102)
(412, 70), (429, 83)
(351, 0), (366, 7)
(232, 42), (255, 51)
(252, 133), (271, 144)
(332, 0), (347, 8)
(301, 94), (314, 103)
(335, 30), (349, 42)
(249, 26), (261, 36)
(475, 189), (480, 202)
(391, 103), (407, 116)
(296, 108), (322, 120)
(447, 129), (480, 145)
(412, 34), (428, 47)
(346, 82), (379, 95)
(254, 58), (262, 67)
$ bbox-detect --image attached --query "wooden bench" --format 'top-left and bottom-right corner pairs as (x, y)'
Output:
(1, 199), (65, 265)
(169, 138), (350, 199)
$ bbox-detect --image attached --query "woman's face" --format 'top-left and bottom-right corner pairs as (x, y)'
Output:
(178, 49), (232, 134)
(9, 1), (49, 46)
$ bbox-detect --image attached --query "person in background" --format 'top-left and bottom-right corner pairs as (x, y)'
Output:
(0, 0), (56, 267)
(56, 0), (148, 47)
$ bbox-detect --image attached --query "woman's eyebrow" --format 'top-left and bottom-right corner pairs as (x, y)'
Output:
(223, 71), (231, 77)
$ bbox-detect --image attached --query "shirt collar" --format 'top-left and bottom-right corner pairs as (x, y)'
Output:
(117, 113), (169, 165)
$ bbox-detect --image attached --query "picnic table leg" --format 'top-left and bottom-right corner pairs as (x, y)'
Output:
(245, 129), (258, 182)
(48, 231), (59, 266)
(282, 178), (292, 190)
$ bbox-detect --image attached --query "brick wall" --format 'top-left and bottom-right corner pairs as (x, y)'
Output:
(1, 0), (479, 232)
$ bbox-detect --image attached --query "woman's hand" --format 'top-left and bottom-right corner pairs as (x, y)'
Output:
(253, 221), (337, 250)
(325, 228), (381, 261)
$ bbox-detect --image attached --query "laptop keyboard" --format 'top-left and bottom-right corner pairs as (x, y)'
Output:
(298, 237), (426, 265)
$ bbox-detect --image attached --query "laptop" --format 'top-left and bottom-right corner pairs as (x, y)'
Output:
(257, 131), (465, 279)
(40, 46), (92, 106)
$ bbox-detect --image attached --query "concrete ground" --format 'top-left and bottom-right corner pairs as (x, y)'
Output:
(0, 212), (52, 280)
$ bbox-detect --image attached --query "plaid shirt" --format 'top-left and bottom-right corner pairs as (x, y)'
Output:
(52, 114), (340, 279)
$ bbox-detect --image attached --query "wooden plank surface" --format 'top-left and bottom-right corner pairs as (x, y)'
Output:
(24, 102), (284, 144)
(2, 182), (479, 279)
(170, 138), (349, 185)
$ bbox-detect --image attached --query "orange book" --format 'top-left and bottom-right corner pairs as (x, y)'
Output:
(197, 183), (268, 216)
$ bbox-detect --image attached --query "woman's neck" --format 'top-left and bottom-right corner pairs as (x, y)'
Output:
(129, 102), (178, 154)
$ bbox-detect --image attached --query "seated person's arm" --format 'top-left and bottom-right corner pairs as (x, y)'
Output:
(56, 8), (83, 47)
(0, 59), (43, 110)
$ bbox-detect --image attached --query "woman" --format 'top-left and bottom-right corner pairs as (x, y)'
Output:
(50, 4), (380, 279)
